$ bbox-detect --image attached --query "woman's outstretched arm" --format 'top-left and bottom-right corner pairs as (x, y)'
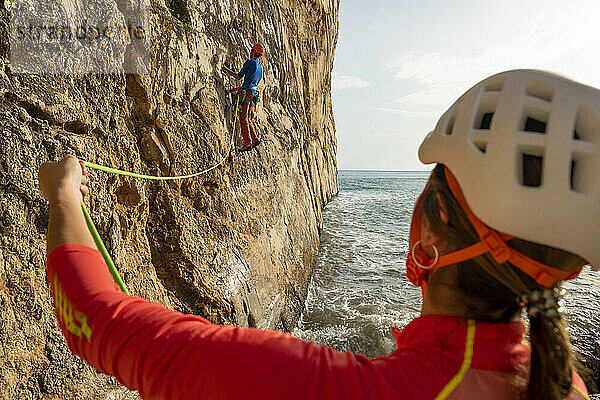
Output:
(40, 156), (405, 400)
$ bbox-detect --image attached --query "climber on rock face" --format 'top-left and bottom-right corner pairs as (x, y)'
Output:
(222, 43), (264, 152)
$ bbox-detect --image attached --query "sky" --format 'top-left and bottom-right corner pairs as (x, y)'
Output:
(332, 0), (600, 170)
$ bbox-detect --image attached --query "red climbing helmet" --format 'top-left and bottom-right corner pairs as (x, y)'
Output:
(251, 43), (265, 56)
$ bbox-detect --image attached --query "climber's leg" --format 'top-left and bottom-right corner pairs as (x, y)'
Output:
(248, 104), (259, 145)
(238, 95), (252, 148)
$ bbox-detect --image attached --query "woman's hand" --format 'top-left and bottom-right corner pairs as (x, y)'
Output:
(39, 155), (89, 205)
(39, 155), (97, 254)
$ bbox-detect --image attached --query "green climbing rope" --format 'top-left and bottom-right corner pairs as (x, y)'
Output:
(84, 97), (239, 180)
(81, 202), (130, 294)
(82, 96), (240, 294)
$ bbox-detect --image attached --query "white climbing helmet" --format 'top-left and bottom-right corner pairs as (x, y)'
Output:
(419, 69), (600, 267)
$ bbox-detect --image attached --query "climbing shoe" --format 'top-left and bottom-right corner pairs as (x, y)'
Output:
(239, 143), (253, 152)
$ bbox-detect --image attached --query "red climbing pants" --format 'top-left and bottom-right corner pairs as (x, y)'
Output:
(239, 91), (259, 146)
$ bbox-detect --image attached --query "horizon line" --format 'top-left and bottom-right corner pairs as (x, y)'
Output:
(339, 168), (432, 172)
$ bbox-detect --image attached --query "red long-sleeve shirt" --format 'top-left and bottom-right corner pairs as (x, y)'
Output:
(46, 244), (589, 399)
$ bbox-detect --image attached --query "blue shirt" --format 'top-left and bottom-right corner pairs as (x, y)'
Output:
(238, 58), (263, 88)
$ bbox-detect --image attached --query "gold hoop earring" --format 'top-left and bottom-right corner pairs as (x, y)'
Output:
(411, 240), (439, 269)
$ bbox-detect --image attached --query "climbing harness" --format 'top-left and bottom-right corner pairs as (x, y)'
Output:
(240, 85), (260, 106)
(81, 97), (240, 294)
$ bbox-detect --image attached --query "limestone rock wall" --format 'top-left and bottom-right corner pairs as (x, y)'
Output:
(0, 0), (339, 398)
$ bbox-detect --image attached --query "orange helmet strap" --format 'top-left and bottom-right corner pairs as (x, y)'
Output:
(441, 167), (580, 287)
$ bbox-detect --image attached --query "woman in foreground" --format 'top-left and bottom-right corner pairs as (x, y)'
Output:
(40, 70), (595, 399)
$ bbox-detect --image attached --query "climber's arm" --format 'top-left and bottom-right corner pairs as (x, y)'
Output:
(39, 155), (96, 255)
(221, 65), (241, 79)
(40, 157), (401, 400)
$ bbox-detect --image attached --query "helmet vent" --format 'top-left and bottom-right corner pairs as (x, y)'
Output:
(518, 115), (547, 186)
(475, 141), (487, 153)
(521, 153), (544, 187)
(445, 103), (460, 136)
(524, 117), (546, 134)
(520, 107), (548, 134)
(446, 115), (455, 136)
(573, 106), (600, 142)
(479, 113), (493, 129)
(472, 128), (489, 153)
(570, 160), (581, 192)
(570, 107), (600, 193)
(473, 92), (499, 130)
(484, 77), (505, 92)
(570, 157), (595, 193)
(470, 92), (500, 153)
(526, 80), (554, 102)
(520, 82), (553, 137)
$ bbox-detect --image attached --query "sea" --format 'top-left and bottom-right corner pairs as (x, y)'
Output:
(292, 170), (600, 381)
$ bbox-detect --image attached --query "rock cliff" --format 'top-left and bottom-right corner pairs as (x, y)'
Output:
(0, 0), (339, 397)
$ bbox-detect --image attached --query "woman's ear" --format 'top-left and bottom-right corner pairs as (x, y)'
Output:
(436, 193), (449, 224)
